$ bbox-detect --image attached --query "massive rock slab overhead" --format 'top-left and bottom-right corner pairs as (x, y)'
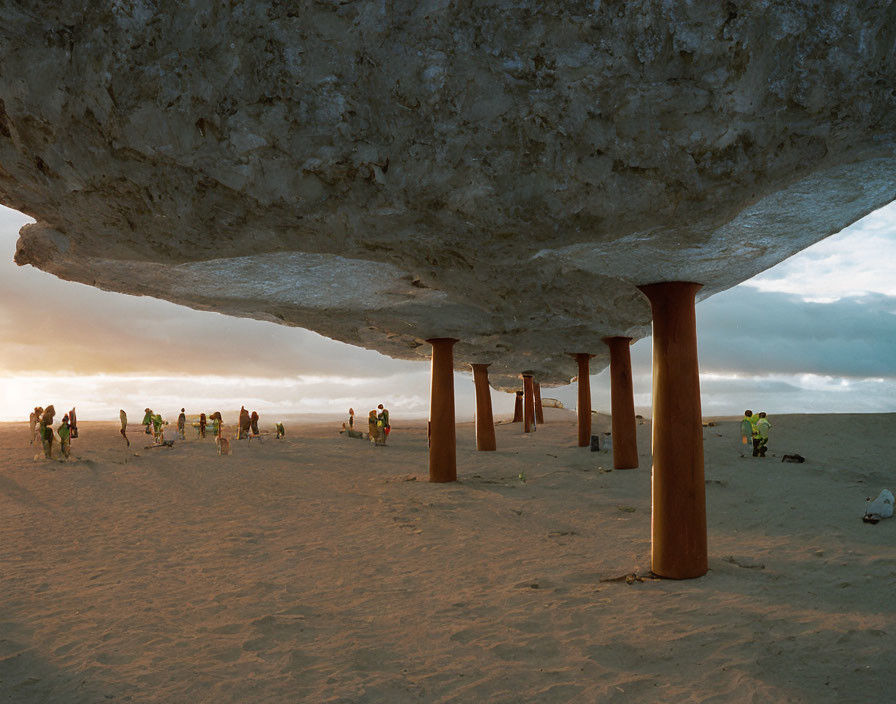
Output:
(2, 1), (895, 389)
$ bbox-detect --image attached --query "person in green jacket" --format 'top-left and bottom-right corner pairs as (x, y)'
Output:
(142, 408), (153, 435)
(756, 412), (771, 458)
(152, 413), (164, 442)
(58, 415), (72, 458)
(740, 409), (759, 457)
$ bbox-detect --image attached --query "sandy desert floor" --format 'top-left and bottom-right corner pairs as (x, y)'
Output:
(1, 410), (895, 703)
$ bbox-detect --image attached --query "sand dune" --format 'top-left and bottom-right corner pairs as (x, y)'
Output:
(1, 410), (895, 702)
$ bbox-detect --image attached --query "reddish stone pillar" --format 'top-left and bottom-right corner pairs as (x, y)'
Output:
(574, 353), (592, 447)
(534, 382), (545, 426)
(427, 338), (458, 483)
(638, 282), (706, 579)
(471, 364), (496, 451)
(512, 391), (523, 423)
(522, 374), (536, 433)
(603, 336), (638, 470)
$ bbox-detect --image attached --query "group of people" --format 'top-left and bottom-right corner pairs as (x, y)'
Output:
(741, 410), (771, 457)
(29, 404), (289, 459)
(347, 404), (391, 446)
(238, 406), (262, 441)
(29, 405), (78, 459)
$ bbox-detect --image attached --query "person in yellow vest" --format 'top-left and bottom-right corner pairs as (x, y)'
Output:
(58, 415), (72, 458)
(756, 412), (771, 458)
(368, 410), (382, 446)
(740, 409), (759, 457)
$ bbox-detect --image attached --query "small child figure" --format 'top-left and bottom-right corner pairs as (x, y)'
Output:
(58, 415), (72, 458)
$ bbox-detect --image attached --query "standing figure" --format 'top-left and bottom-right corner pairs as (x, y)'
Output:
(142, 408), (153, 435)
(40, 417), (54, 459)
(29, 406), (43, 445)
(152, 413), (164, 442)
(238, 406), (250, 439)
(209, 411), (222, 437)
(249, 411), (260, 442)
(348, 407), (355, 428)
(69, 407), (78, 439)
(198, 413), (207, 439)
(740, 409), (757, 456)
(58, 415), (72, 458)
(368, 410), (382, 446)
(120, 409), (129, 447)
(377, 404), (391, 445)
(275, 422), (285, 439)
(756, 412), (771, 458)
(177, 408), (186, 439)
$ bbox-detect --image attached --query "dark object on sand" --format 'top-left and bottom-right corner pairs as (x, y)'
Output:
(781, 454), (805, 463)
(590, 435), (600, 452)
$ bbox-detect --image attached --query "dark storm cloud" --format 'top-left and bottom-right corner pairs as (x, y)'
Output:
(695, 288), (896, 379)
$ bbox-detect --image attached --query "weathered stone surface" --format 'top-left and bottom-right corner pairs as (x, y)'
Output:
(2, 2), (895, 389)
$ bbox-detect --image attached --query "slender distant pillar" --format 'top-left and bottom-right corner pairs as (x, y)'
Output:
(574, 353), (592, 447)
(512, 391), (524, 423)
(471, 364), (496, 451)
(522, 374), (536, 433)
(427, 338), (458, 483)
(534, 382), (545, 426)
(603, 336), (638, 470)
(638, 282), (706, 579)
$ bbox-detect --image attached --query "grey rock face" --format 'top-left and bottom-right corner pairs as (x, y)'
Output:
(2, 2), (895, 389)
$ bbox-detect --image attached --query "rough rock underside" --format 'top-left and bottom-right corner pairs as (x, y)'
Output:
(2, 2), (895, 389)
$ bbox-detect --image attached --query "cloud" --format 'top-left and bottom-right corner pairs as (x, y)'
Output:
(3, 202), (896, 420)
(743, 201), (896, 300)
(695, 289), (896, 378)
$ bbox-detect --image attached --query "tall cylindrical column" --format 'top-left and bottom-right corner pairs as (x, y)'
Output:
(427, 338), (458, 483)
(534, 382), (545, 426)
(512, 391), (523, 423)
(638, 282), (706, 579)
(471, 364), (496, 451)
(522, 374), (536, 433)
(575, 353), (592, 447)
(603, 336), (639, 470)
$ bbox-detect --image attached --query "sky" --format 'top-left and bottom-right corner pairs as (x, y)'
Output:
(1, 203), (895, 422)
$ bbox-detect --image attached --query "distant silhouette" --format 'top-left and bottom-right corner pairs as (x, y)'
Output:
(120, 409), (129, 446)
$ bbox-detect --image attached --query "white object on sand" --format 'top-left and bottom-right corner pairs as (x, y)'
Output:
(864, 490), (894, 521)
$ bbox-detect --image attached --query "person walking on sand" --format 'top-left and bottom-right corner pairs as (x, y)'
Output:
(40, 416), (54, 459)
(348, 407), (355, 429)
(120, 409), (130, 447)
(368, 410), (382, 446)
(177, 408), (186, 439)
(238, 406), (250, 440)
(209, 411), (222, 437)
(275, 422), (285, 439)
(249, 411), (261, 442)
(198, 412), (207, 439)
(29, 406), (43, 445)
(68, 407), (78, 439)
(740, 409), (758, 457)
(756, 412), (771, 458)
(152, 413), (164, 442)
(58, 415), (72, 458)
(142, 408), (153, 435)
(377, 404), (391, 445)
